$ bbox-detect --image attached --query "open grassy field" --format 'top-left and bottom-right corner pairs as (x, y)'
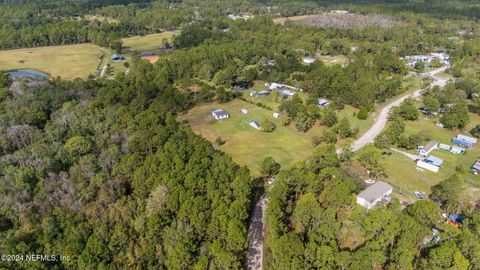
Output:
(0, 44), (104, 79)
(379, 114), (480, 202)
(178, 99), (328, 176)
(122, 31), (179, 52)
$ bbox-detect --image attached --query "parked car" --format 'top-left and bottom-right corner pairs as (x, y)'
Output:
(364, 179), (376, 184)
(414, 191), (426, 199)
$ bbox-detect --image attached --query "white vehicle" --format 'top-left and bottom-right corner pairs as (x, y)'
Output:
(416, 167), (424, 172)
(364, 179), (376, 184)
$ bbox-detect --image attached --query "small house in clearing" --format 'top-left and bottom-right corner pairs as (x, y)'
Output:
(318, 98), (330, 107)
(249, 121), (260, 130)
(211, 109), (230, 120)
(419, 141), (438, 156)
(472, 160), (480, 174)
(356, 181), (393, 209)
(417, 160), (439, 172)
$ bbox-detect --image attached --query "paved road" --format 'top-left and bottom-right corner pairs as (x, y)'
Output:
(246, 194), (266, 270)
(350, 66), (449, 152)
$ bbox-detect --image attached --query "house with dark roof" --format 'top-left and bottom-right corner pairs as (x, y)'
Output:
(211, 109), (230, 120)
(356, 181), (393, 209)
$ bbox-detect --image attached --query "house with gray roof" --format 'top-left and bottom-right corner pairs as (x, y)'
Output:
(356, 181), (393, 209)
(211, 109), (230, 120)
(419, 141), (438, 156)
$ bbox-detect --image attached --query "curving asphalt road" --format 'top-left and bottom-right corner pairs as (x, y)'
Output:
(350, 66), (449, 152)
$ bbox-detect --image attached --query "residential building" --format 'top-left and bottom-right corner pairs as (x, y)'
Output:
(426, 155), (443, 167)
(417, 160), (439, 172)
(419, 141), (438, 156)
(452, 134), (477, 148)
(356, 181), (393, 209)
(211, 109), (230, 120)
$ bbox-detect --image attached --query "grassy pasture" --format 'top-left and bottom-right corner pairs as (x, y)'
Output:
(178, 99), (328, 176)
(0, 44), (103, 79)
(122, 31), (179, 52)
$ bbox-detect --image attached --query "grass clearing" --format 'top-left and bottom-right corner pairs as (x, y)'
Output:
(178, 99), (327, 176)
(0, 44), (103, 79)
(122, 31), (179, 52)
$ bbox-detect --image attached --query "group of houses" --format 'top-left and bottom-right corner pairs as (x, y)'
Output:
(404, 53), (450, 68)
(210, 108), (280, 131)
(415, 135), (477, 173)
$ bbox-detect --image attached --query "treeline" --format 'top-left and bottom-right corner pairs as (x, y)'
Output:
(266, 145), (480, 269)
(0, 58), (252, 269)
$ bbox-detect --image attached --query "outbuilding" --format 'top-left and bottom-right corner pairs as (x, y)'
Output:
(249, 121), (260, 130)
(417, 160), (439, 172)
(472, 160), (480, 174)
(273, 112), (280, 118)
(211, 109), (230, 120)
(318, 98), (330, 107)
(426, 155), (443, 167)
(356, 181), (393, 209)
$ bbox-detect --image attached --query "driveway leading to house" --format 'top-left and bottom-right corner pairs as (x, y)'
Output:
(247, 194), (267, 270)
(350, 66), (449, 152)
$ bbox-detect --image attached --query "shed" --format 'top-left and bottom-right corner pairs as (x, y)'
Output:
(111, 54), (125, 61)
(419, 141), (438, 156)
(303, 57), (316, 64)
(472, 160), (480, 173)
(249, 121), (260, 130)
(318, 98), (330, 107)
(211, 109), (230, 120)
(426, 155), (443, 167)
(356, 181), (393, 209)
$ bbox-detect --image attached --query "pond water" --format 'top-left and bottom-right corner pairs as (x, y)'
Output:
(8, 69), (49, 80)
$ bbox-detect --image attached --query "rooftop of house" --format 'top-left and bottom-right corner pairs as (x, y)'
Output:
(357, 181), (393, 203)
(426, 155), (443, 166)
(473, 160), (480, 170)
(423, 141), (438, 152)
(212, 109), (229, 117)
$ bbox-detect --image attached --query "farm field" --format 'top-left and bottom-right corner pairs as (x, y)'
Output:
(0, 44), (104, 79)
(178, 99), (327, 176)
(380, 115), (480, 202)
(122, 31), (179, 52)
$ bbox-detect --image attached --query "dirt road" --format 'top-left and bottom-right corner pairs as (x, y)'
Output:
(351, 66), (449, 152)
(246, 194), (266, 270)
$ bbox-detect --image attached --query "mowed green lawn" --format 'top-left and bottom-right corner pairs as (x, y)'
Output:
(0, 44), (103, 79)
(122, 31), (179, 51)
(380, 115), (480, 202)
(178, 99), (327, 176)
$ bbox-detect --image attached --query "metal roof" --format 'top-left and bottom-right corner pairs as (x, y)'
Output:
(427, 155), (443, 166)
(357, 181), (393, 203)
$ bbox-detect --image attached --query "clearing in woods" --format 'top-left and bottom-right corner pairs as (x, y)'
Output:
(0, 43), (104, 80)
(122, 31), (180, 52)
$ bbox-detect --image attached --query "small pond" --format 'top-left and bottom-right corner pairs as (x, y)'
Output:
(8, 69), (49, 80)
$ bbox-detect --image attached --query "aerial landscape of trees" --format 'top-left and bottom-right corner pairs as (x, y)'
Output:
(0, 0), (479, 269)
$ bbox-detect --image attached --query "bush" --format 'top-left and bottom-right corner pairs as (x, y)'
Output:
(357, 107), (368, 120)
(64, 136), (93, 156)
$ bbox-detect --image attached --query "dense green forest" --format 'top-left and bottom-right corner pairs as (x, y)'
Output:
(0, 0), (480, 269)
(0, 61), (252, 269)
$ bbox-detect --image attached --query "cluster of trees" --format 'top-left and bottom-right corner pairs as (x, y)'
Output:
(0, 56), (252, 269)
(266, 144), (480, 269)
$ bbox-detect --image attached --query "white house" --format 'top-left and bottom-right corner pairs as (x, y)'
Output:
(211, 109), (230, 120)
(419, 141), (438, 156)
(356, 181), (393, 209)
(439, 143), (451, 151)
(450, 146), (465, 155)
(417, 160), (439, 172)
